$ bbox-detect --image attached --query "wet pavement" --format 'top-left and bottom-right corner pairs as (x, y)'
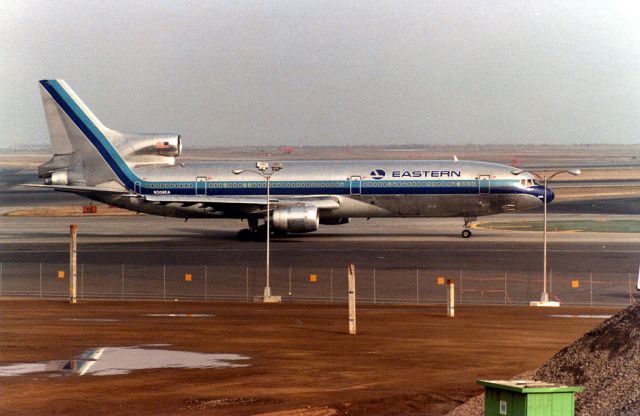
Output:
(0, 345), (249, 377)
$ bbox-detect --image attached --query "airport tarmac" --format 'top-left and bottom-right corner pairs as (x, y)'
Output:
(0, 300), (620, 416)
(2, 213), (639, 269)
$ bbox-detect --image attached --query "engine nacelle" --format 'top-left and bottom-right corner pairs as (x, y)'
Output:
(44, 169), (69, 185)
(131, 134), (182, 157)
(272, 206), (319, 233)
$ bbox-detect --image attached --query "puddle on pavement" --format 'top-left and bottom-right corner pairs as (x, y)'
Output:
(0, 346), (249, 377)
(144, 313), (215, 318)
(548, 314), (612, 319)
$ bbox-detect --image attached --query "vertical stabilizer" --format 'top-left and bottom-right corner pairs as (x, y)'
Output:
(38, 79), (137, 189)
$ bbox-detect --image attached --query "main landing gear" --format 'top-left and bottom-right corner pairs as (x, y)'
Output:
(462, 216), (476, 238)
(236, 217), (260, 241)
(236, 219), (287, 241)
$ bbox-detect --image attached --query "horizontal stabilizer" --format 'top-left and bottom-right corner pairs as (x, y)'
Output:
(22, 183), (130, 194)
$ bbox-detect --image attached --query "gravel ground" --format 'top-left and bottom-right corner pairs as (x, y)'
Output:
(448, 305), (640, 416)
(534, 303), (640, 416)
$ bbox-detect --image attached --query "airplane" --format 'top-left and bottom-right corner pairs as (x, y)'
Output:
(29, 79), (552, 240)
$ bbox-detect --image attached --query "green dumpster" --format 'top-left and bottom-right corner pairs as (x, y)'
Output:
(477, 380), (583, 416)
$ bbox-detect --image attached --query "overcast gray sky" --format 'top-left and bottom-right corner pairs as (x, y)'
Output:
(1, 0), (639, 148)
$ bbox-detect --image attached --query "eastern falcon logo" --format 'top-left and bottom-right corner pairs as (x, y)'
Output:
(370, 169), (385, 180)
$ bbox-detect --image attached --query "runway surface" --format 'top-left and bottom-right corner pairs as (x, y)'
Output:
(1, 214), (639, 272)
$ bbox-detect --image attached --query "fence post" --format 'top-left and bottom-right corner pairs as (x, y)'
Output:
(373, 267), (376, 305)
(330, 267), (333, 304)
(416, 267), (419, 305)
(447, 279), (455, 317)
(163, 265), (166, 301)
(348, 264), (356, 334)
(589, 272), (593, 307)
(70, 225), (77, 304)
(39, 262), (42, 299)
(504, 270), (507, 305)
(121, 264), (124, 301)
(288, 266), (292, 296)
(204, 265), (208, 301)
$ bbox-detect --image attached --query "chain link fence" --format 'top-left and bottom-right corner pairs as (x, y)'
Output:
(0, 262), (637, 306)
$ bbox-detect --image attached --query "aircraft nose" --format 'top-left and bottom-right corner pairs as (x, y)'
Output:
(545, 187), (555, 203)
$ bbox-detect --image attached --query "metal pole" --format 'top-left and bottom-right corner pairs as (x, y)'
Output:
(70, 224), (77, 304)
(204, 265), (208, 301)
(288, 266), (292, 296)
(504, 270), (508, 305)
(549, 269), (553, 294)
(163, 265), (166, 301)
(628, 272), (632, 305)
(416, 267), (419, 305)
(265, 174), (271, 299)
(348, 264), (356, 334)
(373, 267), (376, 304)
(81, 263), (84, 299)
(330, 267), (333, 304)
(246, 266), (249, 302)
(39, 262), (42, 299)
(1, 262), (3, 299)
(542, 176), (548, 303)
(590, 272), (593, 307)
(121, 264), (124, 301)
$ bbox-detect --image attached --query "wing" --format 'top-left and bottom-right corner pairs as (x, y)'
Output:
(144, 194), (341, 214)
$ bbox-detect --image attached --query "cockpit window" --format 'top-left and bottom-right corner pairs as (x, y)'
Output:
(520, 179), (535, 187)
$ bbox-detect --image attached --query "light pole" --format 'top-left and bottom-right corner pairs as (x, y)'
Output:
(233, 161), (284, 302)
(512, 168), (580, 306)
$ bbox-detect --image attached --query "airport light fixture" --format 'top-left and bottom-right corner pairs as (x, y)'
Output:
(232, 161), (284, 302)
(512, 168), (581, 306)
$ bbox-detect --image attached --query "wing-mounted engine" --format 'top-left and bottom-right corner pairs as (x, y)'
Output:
(111, 132), (182, 166)
(272, 206), (319, 233)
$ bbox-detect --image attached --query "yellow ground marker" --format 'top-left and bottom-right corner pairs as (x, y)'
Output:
(185, 273), (192, 282)
(309, 274), (317, 282)
(57, 270), (65, 279)
(437, 276), (445, 285)
(571, 280), (580, 288)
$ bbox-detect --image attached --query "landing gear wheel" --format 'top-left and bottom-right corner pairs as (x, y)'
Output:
(237, 229), (254, 241)
(461, 229), (472, 239)
(255, 224), (268, 241)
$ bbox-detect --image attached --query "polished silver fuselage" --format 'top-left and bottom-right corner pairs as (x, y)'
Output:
(91, 159), (546, 220)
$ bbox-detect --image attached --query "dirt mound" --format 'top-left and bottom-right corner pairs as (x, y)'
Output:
(534, 304), (640, 416)
(448, 306), (640, 416)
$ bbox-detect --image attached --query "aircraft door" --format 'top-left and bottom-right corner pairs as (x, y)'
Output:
(350, 176), (362, 195)
(134, 181), (141, 194)
(196, 177), (207, 195)
(478, 175), (491, 194)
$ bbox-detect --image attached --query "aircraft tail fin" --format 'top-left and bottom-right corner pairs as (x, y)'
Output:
(38, 80), (182, 191)
(38, 79), (135, 189)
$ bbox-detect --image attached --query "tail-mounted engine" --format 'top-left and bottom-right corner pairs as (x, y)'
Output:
(272, 206), (319, 233)
(114, 134), (182, 166)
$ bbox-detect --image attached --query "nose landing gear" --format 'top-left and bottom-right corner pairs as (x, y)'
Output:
(462, 216), (476, 238)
